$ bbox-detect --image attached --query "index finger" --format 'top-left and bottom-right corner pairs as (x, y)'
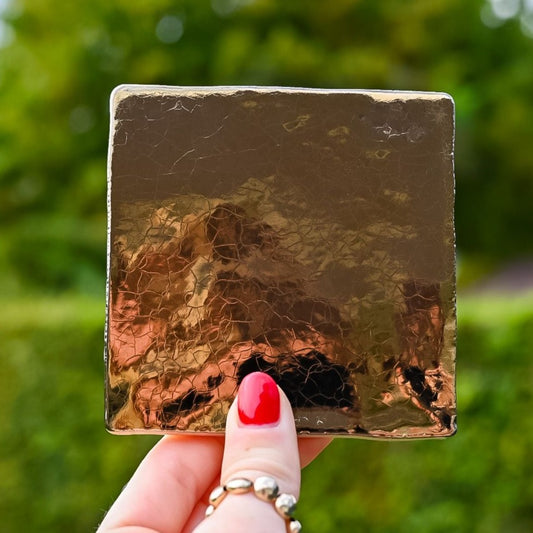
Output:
(98, 435), (224, 533)
(299, 436), (332, 467)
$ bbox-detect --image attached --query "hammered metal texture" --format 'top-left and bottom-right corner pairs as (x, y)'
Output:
(105, 85), (456, 438)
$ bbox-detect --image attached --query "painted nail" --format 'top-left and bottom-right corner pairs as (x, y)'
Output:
(238, 372), (280, 426)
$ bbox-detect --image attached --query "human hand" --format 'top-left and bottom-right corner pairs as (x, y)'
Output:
(98, 372), (331, 532)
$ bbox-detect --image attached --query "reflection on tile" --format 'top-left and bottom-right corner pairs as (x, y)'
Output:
(105, 86), (456, 438)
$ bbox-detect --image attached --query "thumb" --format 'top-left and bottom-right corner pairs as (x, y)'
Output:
(194, 372), (301, 533)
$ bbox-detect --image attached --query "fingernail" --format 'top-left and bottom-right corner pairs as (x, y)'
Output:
(238, 372), (280, 426)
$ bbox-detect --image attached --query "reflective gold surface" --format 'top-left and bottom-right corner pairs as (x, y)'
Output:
(106, 86), (456, 437)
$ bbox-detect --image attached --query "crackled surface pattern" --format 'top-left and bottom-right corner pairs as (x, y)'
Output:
(106, 86), (456, 437)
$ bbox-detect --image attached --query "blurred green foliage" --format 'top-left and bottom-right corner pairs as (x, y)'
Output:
(0, 0), (532, 531)
(1, 0), (532, 298)
(1, 294), (532, 532)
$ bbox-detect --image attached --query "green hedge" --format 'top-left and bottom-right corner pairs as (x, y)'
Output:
(1, 292), (532, 532)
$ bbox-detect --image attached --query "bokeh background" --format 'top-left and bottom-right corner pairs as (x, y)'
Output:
(1, 0), (532, 531)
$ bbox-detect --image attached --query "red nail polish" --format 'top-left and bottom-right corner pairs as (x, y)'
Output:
(238, 372), (280, 426)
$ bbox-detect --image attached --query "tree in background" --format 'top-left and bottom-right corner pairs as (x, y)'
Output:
(0, 0), (532, 296)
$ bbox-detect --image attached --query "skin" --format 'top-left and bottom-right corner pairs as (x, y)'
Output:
(98, 383), (331, 533)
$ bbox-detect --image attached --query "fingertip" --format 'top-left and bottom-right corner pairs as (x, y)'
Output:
(237, 372), (281, 427)
(221, 374), (301, 493)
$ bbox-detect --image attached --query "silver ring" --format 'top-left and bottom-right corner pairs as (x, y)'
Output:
(205, 476), (302, 532)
